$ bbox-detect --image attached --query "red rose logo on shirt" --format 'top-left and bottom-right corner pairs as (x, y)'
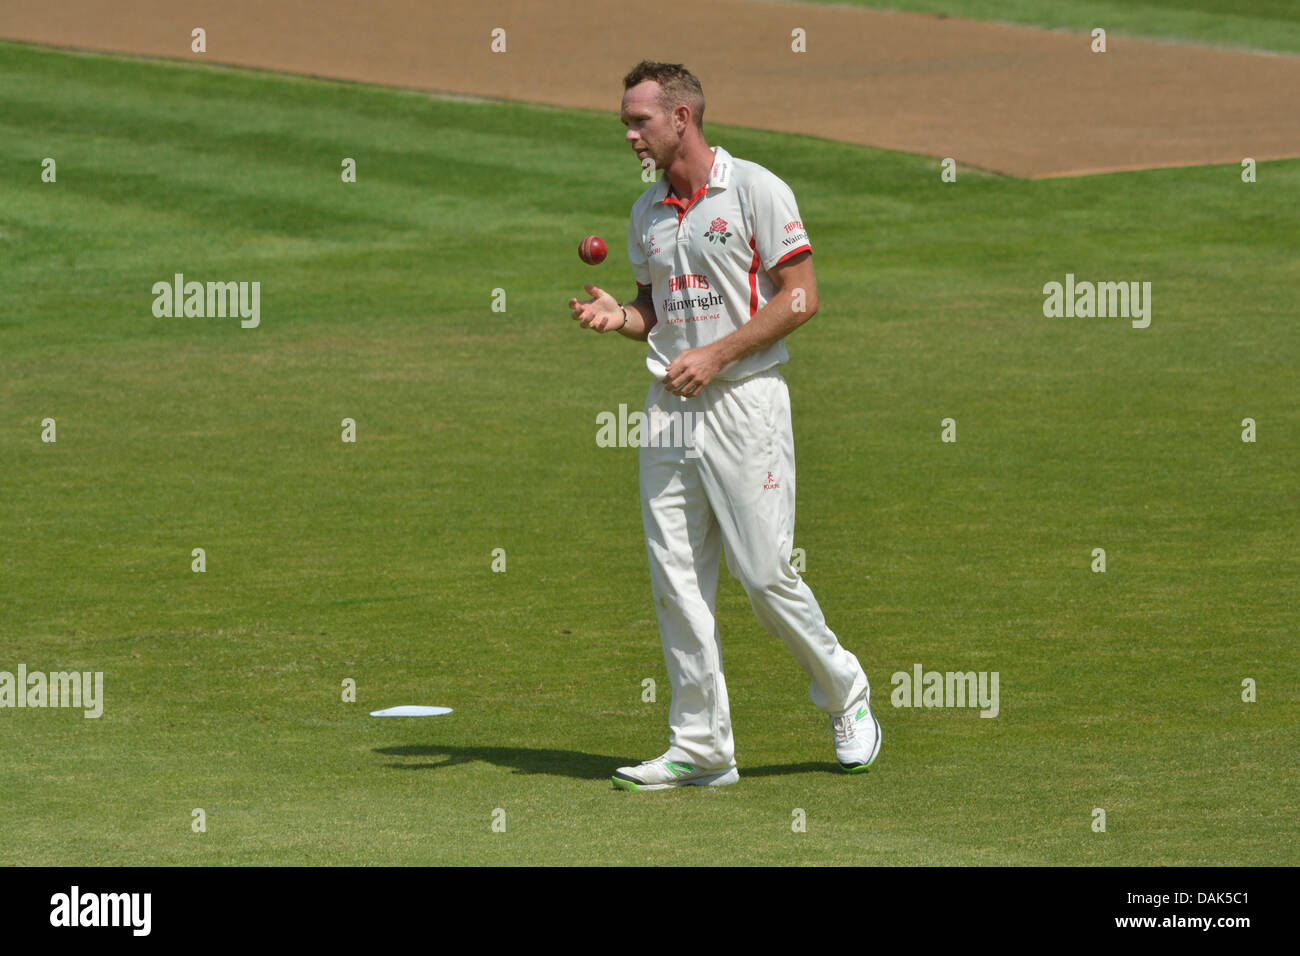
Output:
(704, 217), (732, 245)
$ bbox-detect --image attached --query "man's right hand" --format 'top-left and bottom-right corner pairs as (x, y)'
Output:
(568, 285), (624, 333)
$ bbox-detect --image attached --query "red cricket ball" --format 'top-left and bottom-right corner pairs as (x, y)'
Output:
(579, 235), (607, 265)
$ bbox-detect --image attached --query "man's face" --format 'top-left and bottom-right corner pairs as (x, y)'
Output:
(620, 80), (680, 173)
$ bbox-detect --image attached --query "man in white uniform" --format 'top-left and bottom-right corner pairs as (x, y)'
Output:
(568, 61), (881, 790)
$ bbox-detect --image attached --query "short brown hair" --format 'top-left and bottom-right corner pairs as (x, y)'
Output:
(623, 61), (705, 130)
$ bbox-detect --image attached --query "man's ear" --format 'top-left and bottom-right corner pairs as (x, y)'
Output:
(674, 103), (691, 134)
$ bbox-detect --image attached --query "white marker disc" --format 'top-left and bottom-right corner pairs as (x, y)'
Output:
(369, 705), (454, 717)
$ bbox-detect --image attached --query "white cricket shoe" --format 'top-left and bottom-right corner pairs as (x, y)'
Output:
(831, 691), (882, 773)
(611, 754), (740, 791)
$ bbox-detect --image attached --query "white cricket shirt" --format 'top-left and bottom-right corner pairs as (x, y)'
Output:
(627, 146), (812, 381)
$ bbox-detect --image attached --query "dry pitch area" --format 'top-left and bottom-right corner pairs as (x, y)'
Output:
(2, 0), (1298, 177)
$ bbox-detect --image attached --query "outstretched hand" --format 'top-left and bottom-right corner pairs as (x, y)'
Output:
(568, 284), (624, 333)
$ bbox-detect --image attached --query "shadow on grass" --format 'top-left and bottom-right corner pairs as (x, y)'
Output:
(375, 745), (845, 781)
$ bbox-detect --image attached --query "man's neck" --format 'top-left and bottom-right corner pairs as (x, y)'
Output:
(667, 143), (716, 199)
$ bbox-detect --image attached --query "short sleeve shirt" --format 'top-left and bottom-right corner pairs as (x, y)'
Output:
(627, 146), (812, 381)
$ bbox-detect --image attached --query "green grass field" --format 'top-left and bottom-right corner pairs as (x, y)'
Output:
(819, 0), (1300, 54)
(1, 38), (1296, 865)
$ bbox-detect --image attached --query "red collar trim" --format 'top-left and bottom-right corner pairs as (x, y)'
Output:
(660, 183), (708, 222)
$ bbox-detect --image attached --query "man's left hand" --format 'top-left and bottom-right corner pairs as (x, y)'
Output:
(663, 346), (722, 397)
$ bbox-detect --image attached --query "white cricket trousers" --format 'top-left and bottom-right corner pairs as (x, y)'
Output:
(639, 367), (869, 771)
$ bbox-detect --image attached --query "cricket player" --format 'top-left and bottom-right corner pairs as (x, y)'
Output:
(568, 61), (880, 790)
